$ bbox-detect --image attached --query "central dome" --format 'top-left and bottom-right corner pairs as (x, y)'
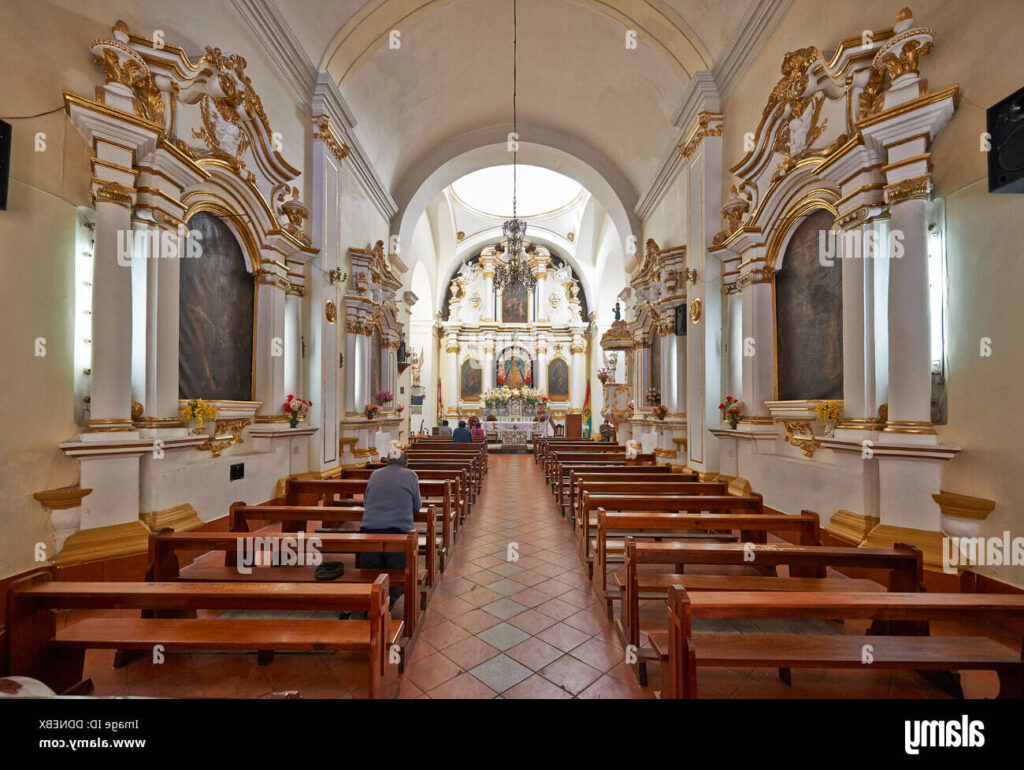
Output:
(449, 165), (584, 219)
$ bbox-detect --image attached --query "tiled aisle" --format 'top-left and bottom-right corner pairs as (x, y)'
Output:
(401, 452), (646, 699)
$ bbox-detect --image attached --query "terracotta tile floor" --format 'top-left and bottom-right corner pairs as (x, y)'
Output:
(70, 453), (1008, 698)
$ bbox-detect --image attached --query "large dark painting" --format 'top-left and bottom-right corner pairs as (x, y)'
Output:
(775, 209), (843, 400)
(502, 282), (529, 323)
(460, 357), (482, 400)
(547, 357), (569, 402)
(179, 212), (254, 400)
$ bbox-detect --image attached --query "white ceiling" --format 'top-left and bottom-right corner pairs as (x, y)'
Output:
(275, 0), (754, 205)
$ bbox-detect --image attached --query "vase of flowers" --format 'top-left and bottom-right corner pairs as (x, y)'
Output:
(652, 404), (668, 421)
(815, 400), (842, 437)
(645, 387), (661, 406)
(365, 403), (381, 420)
(282, 395), (311, 428)
(395, 404), (405, 418)
(597, 369), (611, 384)
(719, 396), (742, 429)
(375, 390), (394, 407)
(180, 398), (217, 435)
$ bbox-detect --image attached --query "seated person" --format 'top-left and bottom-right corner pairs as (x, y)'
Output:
(599, 419), (615, 442)
(452, 420), (473, 443)
(438, 419), (452, 436)
(471, 419), (486, 439)
(357, 448), (421, 609)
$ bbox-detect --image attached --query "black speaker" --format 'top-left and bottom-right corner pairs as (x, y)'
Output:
(674, 303), (687, 336)
(988, 86), (1024, 193)
(0, 120), (11, 211)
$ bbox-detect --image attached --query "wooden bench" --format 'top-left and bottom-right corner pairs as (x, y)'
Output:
(545, 448), (625, 484)
(147, 529), (425, 634)
(341, 466), (472, 524)
(285, 477), (458, 546)
(621, 539), (924, 685)
(393, 459), (481, 496)
(573, 479), (721, 534)
(595, 509), (822, 616)
(5, 572), (402, 698)
(229, 502), (444, 574)
(405, 448), (487, 477)
(654, 588), (1024, 699)
(578, 492), (765, 572)
(561, 467), (688, 518)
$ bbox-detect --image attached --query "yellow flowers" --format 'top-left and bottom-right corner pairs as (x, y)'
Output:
(815, 400), (842, 422)
(180, 398), (218, 430)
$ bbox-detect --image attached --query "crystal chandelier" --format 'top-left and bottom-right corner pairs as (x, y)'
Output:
(495, 0), (536, 293)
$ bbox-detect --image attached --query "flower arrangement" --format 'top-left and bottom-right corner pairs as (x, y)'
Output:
(375, 390), (394, 406)
(597, 369), (611, 384)
(180, 398), (217, 434)
(282, 395), (311, 428)
(652, 404), (668, 421)
(645, 387), (661, 406)
(483, 385), (546, 407)
(815, 400), (842, 437)
(719, 396), (742, 429)
(365, 403), (381, 420)
(395, 404), (405, 415)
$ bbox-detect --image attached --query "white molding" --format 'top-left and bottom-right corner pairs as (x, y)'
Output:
(233, 0), (398, 221)
(313, 73), (398, 220)
(231, 0), (317, 101)
(634, 0), (794, 221)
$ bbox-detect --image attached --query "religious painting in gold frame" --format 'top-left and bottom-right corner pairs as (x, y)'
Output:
(460, 356), (482, 401)
(547, 356), (570, 402)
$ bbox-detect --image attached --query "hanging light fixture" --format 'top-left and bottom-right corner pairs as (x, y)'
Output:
(495, 0), (536, 293)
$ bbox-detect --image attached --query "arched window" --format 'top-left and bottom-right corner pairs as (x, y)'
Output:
(774, 209), (843, 400)
(178, 211), (254, 400)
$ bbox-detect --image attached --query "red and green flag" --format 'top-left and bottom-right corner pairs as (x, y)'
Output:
(582, 381), (592, 437)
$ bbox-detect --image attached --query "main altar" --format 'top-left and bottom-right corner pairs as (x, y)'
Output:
(436, 242), (593, 431)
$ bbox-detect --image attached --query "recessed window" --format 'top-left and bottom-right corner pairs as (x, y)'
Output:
(450, 165), (583, 218)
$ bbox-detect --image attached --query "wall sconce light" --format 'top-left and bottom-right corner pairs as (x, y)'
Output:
(328, 269), (347, 285)
(683, 267), (698, 285)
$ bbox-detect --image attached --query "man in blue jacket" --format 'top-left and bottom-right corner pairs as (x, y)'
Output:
(452, 420), (473, 443)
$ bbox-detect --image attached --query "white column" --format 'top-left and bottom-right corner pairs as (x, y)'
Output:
(495, 289), (503, 323)
(886, 195), (932, 432)
(838, 216), (882, 425)
(483, 337), (495, 391)
(444, 336), (460, 411)
(740, 279), (774, 421)
(284, 289), (302, 397)
(536, 338), (548, 393)
(141, 221), (182, 423)
(571, 336), (587, 407)
(253, 276), (287, 417)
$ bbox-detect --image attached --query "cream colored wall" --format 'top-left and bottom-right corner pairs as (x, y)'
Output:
(719, 0), (1024, 586)
(0, 0), (363, 580)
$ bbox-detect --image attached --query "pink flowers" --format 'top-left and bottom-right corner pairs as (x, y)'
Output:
(375, 390), (394, 406)
(283, 395), (312, 428)
(282, 395), (312, 416)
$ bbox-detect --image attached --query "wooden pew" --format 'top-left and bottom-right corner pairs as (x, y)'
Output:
(621, 539), (923, 685)
(6, 572), (401, 698)
(656, 588), (1024, 699)
(147, 529), (425, 634)
(578, 492), (765, 573)
(405, 446), (487, 477)
(285, 477), (458, 546)
(340, 466), (471, 525)
(397, 457), (482, 495)
(572, 479), (718, 534)
(595, 508), (822, 617)
(545, 448), (625, 484)
(229, 503), (445, 574)
(561, 468), (685, 518)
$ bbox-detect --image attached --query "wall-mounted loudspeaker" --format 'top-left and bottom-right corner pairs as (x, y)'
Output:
(988, 86), (1024, 193)
(0, 120), (11, 210)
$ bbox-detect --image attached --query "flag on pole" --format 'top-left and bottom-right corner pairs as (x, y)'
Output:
(582, 381), (592, 437)
(437, 376), (443, 423)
